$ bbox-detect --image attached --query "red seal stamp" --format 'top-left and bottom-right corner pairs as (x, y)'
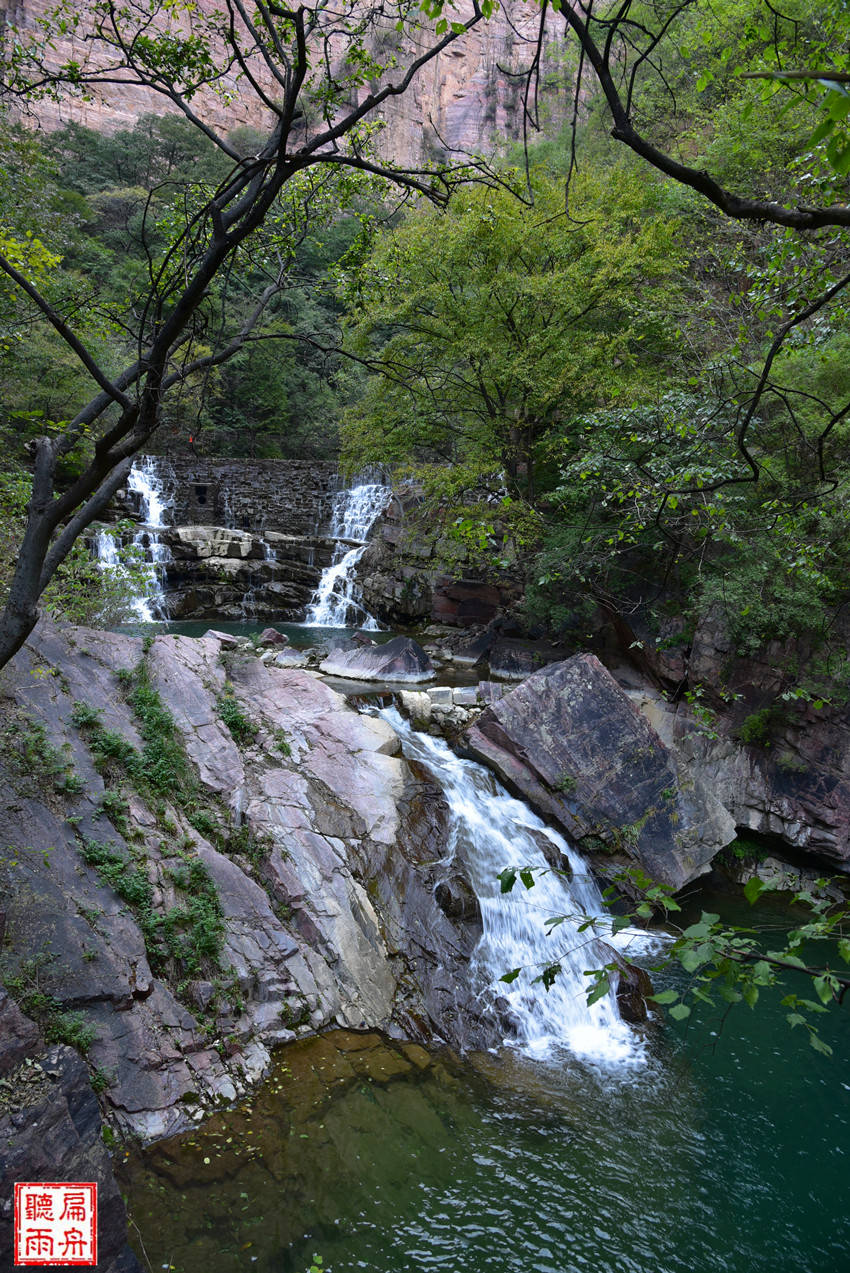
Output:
(13, 1183), (97, 1266)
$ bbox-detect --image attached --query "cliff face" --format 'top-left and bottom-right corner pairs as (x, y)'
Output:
(0, 0), (571, 163)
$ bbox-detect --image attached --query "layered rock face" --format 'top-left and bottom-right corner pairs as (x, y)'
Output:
(118, 458), (339, 535)
(157, 525), (336, 620)
(2, 0), (570, 167)
(465, 654), (734, 891)
(357, 485), (524, 627)
(0, 993), (141, 1273)
(462, 652), (850, 887)
(0, 622), (498, 1144)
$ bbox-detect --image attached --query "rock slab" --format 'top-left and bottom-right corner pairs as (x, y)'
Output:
(465, 654), (735, 890)
(319, 636), (434, 682)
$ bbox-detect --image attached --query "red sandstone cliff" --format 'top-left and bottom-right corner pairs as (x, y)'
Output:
(0, 0), (571, 162)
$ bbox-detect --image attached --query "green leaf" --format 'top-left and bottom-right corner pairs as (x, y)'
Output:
(742, 983), (759, 1009)
(809, 1032), (833, 1056)
(809, 116), (836, 147)
(837, 938), (850, 964)
(649, 988), (679, 1005)
(680, 946), (706, 973)
(669, 1002), (691, 1020)
(744, 876), (766, 905)
(824, 89), (850, 122)
(519, 867), (535, 890)
(586, 975), (610, 1006)
(682, 920), (712, 939)
(786, 1012), (806, 1028)
(813, 975), (835, 1005)
(500, 968), (521, 984)
(540, 963), (562, 991)
(768, 950), (807, 970)
(498, 868), (516, 894)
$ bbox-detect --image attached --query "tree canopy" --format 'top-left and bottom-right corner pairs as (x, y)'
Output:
(342, 167), (684, 496)
(0, 0), (496, 665)
(2, 0), (850, 667)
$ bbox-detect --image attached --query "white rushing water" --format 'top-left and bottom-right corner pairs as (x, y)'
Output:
(304, 480), (390, 629)
(95, 457), (173, 620)
(126, 457), (173, 620)
(383, 707), (650, 1067)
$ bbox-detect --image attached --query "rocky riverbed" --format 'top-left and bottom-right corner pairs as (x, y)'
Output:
(2, 614), (848, 1267)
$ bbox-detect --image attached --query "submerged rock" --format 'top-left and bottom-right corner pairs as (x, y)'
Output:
(319, 635), (434, 682)
(611, 956), (654, 1024)
(258, 626), (289, 647)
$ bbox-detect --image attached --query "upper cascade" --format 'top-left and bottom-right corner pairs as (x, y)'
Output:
(128, 455), (171, 529)
(95, 456), (174, 621)
(304, 479), (391, 630)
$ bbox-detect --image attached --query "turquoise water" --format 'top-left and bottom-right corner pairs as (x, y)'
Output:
(122, 892), (850, 1273)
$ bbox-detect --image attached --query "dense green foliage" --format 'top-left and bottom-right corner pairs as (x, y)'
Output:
(337, 0), (850, 690)
(342, 169), (684, 493)
(0, 111), (354, 464)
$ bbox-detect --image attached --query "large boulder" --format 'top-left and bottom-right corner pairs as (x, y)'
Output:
(465, 654), (735, 890)
(319, 635), (434, 682)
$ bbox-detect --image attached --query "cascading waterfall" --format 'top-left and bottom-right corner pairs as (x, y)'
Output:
(303, 478), (390, 629)
(126, 457), (173, 620)
(382, 707), (649, 1066)
(95, 457), (173, 620)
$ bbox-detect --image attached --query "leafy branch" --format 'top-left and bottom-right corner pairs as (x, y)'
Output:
(499, 862), (850, 1054)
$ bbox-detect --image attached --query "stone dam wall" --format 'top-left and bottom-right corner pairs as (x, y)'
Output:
(119, 456), (340, 537)
(111, 457), (341, 621)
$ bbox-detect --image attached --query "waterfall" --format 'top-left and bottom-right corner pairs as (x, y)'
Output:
(93, 457), (173, 620)
(382, 707), (648, 1066)
(128, 456), (169, 530)
(303, 478), (390, 629)
(126, 457), (173, 619)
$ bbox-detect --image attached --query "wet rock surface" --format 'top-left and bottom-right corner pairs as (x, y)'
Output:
(159, 525), (335, 620)
(319, 635), (435, 682)
(0, 621), (497, 1146)
(356, 487), (523, 627)
(632, 683), (850, 874)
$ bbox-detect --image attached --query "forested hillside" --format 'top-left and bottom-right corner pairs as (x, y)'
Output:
(1, 0), (850, 681)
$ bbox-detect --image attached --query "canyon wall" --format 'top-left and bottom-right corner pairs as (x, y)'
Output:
(0, 0), (571, 165)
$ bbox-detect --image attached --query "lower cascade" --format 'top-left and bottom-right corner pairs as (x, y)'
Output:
(304, 478), (390, 628)
(383, 707), (646, 1066)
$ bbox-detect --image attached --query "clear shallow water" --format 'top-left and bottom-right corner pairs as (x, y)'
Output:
(121, 902), (850, 1273)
